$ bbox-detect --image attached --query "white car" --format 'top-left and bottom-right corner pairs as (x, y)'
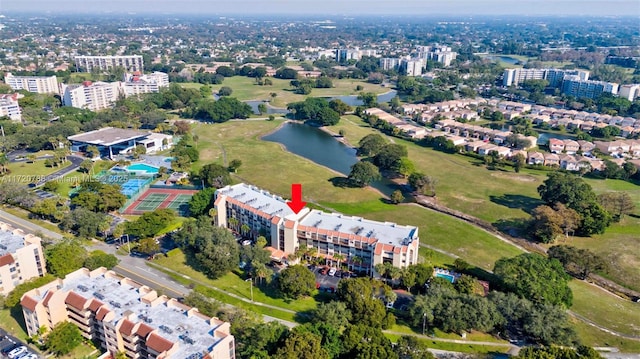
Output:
(19, 354), (39, 359)
(328, 268), (337, 276)
(8, 346), (28, 359)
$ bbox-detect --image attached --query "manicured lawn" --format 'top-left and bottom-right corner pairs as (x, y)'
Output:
(193, 121), (381, 205)
(188, 76), (388, 107)
(1, 206), (65, 235)
(571, 318), (640, 354)
(384, 333), (510, 354)
(5, 159), (71, 181)
(56, 160), (114, 197)
(0, 308), (28, 340)
(388, 324), (508, 344)
(152, 250), (321, 313)
(569, 280), (640, 337)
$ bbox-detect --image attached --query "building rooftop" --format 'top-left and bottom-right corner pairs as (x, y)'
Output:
(299, 209), (417, 247)
(68, 127), (150, 147)
(217, 183), (306, 220)
(0, 224), (28, 257)
(40, 270), (226, 358)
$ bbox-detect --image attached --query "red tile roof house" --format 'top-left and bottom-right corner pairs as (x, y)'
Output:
(543, 153), (560, 167)
(563, 140), (580, 155)
(548, 138), (566, 154)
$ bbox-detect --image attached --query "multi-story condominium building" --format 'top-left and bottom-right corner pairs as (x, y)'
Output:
(121, 71), (169, 97)
(619, 84), (640, 101)
(503, 68), (590, 87)
(545, 69), (589, 88)
(74, 55), (144, 73)
(0, 94), (22, 121)
(416, 45), (457, 67)
(0, 222), (47, 295)
(62, 81), (120, 111)
(213, 184), (420, 273)
(379, 58), (401, 71)
(4, 73), (60, 94)
(401, 59), (424, 77)
(21, 267), (235, 359)
(561, 75), (619, 99)
(335, 48), (377, 63)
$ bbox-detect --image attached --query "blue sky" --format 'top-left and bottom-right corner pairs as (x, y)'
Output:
(2, 0), (639, 16)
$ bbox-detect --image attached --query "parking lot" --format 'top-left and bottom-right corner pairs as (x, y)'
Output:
(309, 265), (357, 292)
(0, 327), (40, 358)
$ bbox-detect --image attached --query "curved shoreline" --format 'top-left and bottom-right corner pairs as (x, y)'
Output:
(258, 120), (389, 199)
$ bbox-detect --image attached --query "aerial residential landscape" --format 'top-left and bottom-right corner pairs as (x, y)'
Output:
(0, 0), (638, 358)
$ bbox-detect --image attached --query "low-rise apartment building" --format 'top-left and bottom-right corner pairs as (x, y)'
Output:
(213, 184), (419, 273)
(21, 267), (235, 359)
(121, 72), (169, 97)
(4, 73), (60, 94)
(0, 222), (47, 295)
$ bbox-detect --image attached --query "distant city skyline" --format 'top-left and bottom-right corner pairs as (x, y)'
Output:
(3, 0), (639, 16)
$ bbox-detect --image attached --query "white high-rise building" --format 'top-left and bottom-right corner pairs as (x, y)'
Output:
(0, 222), (47, 295)
(416, 45), (457, 67)
(619, 84), (640, 101)
(561, 76), (619, 99)
(379, 58), (401, 71)
(401, 59), (424, 77)
(74, 55), (144, 73)
(0, 94), (22, 121)
(4, 73), (60, 94)
(121, 71), (169, 97)
(62, 81), (120, 111)
(502, 68), (591, 87)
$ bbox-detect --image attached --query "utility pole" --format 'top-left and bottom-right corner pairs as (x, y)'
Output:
(422, 312), (427, 335)
(245, 277), (254, 302)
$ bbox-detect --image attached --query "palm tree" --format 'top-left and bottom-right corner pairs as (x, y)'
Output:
(0, 153), (8, 174)
(333, 253), (345, 270)
(253, 262), (270, 285)
(351, 255), (363, 272)
(374, 263), (388, 281)
(228, 217), (239, 233)
(208, 208), (217, 223)
(388, 266), (401, 285)
(240, 223), (251, 238)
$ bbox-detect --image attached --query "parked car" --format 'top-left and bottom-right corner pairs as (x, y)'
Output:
(341, 272), (351, 279)
(328, 268), (337, 276)
(320, 267), (329, 275)
(8, 346), (28, 359)
(19, 354), (38, 359)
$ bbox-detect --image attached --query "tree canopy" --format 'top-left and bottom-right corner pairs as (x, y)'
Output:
(277, 265), (316, 299)
(493, 253), (573, 307)
(348, 161), (381, 187)
(45, 321), (83, 356)
(174, 217), (239, 279)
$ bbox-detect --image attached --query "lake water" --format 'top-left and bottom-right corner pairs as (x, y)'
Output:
(537, 132), (575, 145)
(325, 90), (398, 106)
(245, 100), (290, 115)
(485, 55), (522, 65)
(262, 122), (358, 175)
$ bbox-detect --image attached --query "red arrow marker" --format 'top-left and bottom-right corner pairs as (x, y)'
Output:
(286, 183), (307, 214)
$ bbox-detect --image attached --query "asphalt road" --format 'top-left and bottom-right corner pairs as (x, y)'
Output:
(0, 208), (63, 240)
(33, 155), (84, 187)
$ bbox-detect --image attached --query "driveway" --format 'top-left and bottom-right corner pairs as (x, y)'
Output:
(311, 265), (342, 291)
(33, 155), (84, 187)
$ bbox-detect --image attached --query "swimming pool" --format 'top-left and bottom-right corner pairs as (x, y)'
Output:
(127, 163), (159, 174)
(435, 272), (456, 283)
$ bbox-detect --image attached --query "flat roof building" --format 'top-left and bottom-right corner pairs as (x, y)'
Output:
(122, 72), (169, 97)
(68, 127), (170, 159)
(214, 184), (419, 273)
(21, 267), (235, 359)
(4, 73), (60, 94)
(0, 222), (47, 295)
(74, 55), (144, 73)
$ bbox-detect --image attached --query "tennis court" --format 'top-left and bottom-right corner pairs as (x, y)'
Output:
(122, 188), (198, 216)
(97, 171), (155, 198)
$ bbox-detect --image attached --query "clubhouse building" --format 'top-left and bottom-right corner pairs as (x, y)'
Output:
(68, 127), (173, 159)
(213, 183), (420, 273)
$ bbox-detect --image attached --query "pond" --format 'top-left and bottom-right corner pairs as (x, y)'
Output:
(262, 122), (358, 175)
(262, 122), (395, 195)
(245, 100), (289, 115)
(537, 132), (576, 145)
(484, 55), (522, 65)
(325, 90), (398, 106)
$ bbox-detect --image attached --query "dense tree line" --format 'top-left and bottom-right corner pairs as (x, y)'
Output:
(287, 98), (341, 126)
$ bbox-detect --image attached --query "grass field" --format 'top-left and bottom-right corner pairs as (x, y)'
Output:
(384, 333), (510, 354)
(193, 120), (382, 205)
(328, 116), (640, 291)
(571, 318), (640, 353)
(5, 159), (71, 180)
(569, 280), (640, 337)
(55, 160), (114, 197)
(183, 77), (389, 107)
